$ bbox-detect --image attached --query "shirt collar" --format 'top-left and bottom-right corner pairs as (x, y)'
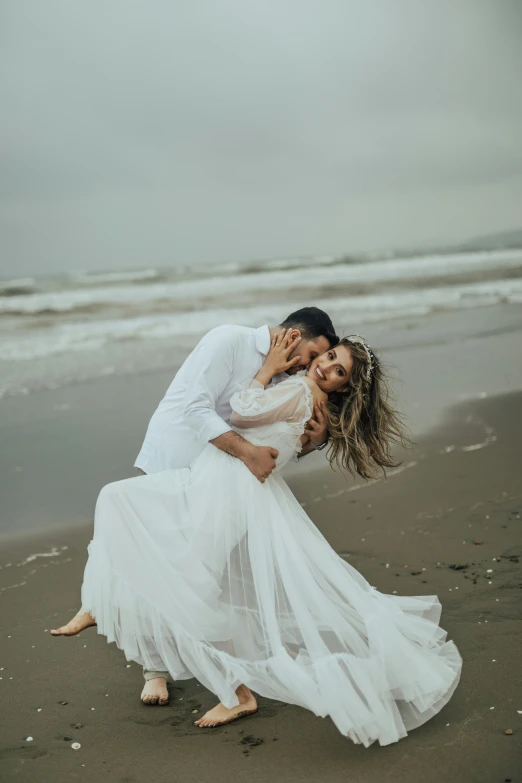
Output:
(255, 324), (271, 356)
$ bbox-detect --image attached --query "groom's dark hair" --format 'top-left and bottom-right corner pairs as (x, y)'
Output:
(280, 307), (338, 346)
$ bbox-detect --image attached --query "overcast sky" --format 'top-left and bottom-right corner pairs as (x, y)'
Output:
(2, 0), (522, 276)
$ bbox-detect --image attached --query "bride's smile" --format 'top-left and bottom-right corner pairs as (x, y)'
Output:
(307, 344), (354, 393)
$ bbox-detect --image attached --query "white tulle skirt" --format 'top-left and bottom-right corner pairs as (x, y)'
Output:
(81, 445), (461, 746)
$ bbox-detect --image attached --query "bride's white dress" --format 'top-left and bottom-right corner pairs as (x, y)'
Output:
(82, 375), (461, 746)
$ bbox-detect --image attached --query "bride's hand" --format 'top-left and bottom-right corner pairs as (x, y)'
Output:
(255, 330), (301, 386)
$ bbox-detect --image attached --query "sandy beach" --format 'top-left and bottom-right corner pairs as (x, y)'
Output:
(1, 304), (522, 782)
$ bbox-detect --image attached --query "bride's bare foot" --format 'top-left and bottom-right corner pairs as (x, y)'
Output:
(141, 678), (169, 706)
(50, 611), (96, 636)
(194, 684), (257, 728)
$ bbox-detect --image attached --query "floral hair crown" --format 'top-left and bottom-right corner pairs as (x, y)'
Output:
(345, 334), (375, 383)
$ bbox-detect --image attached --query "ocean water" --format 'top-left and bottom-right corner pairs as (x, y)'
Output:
(1, 249), (521, 398)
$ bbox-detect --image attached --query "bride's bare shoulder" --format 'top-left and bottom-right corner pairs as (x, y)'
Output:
(300, 375), (327, 405)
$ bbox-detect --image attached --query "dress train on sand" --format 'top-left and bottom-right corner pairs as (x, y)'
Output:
(81, 376), (461, 746)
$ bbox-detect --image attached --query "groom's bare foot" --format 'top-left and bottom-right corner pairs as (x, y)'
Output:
(141, 678), (169, 706)
(194, 685), (257, 727)
(50, 611), (96, 636)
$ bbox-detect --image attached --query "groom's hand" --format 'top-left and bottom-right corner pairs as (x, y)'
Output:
(244, 444), (279, 483)
(210, 432), (278, 481)
(305, 402), (329, 446)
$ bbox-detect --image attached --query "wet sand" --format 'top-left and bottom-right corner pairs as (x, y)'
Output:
(1, 305), (522, 782)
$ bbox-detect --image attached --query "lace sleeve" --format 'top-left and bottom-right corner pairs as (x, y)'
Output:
(230, 377), (313, 429)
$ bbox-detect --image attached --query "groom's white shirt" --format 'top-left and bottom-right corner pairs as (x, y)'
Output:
(135, 324), (285, 474)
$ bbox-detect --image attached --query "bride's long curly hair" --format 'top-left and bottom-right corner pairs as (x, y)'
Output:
(326, 337), (410, 479)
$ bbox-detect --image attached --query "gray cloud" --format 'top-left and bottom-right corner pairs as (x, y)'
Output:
(2, 0), (522, 275)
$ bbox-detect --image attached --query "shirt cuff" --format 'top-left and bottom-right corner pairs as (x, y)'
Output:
(198, 417), (232, 445)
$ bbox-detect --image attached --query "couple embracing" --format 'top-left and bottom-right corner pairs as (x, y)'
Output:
(52, 307), (461, 747)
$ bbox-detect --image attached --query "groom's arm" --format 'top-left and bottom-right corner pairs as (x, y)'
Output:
(210, 431), (278, 483)
(181, 327), (239, 444)
(182, 328), (278, 482)
(296, 401), (329, 461)
(297, 441), (317, 459)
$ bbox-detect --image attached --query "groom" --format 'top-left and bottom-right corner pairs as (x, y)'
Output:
(135, 306), (337, 705)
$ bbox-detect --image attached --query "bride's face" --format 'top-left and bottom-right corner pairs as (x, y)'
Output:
(306, 344), (354, 393)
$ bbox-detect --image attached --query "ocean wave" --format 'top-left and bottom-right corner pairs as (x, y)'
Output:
(69, 268), (162, 286)
(0, 278), (37, 296)
(2, 277), (521, 363)
(243, 254), (337, 273)
(1, 249), (521, 316)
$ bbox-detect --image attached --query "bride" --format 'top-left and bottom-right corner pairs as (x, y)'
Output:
(52, 333), (461, 746)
